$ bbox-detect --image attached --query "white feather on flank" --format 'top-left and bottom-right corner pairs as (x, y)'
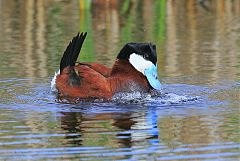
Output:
(129, 53), (153, 75)
(51, 69), (60, 92)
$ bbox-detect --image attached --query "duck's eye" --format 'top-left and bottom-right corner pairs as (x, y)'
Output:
(144, 54), (149, 59)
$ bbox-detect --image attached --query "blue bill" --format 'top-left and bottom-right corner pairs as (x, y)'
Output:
(144, 64), (162, 90)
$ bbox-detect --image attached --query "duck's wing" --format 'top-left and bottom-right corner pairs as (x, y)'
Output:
(56, 65), (112, 99)
(80, 62), (111, 77)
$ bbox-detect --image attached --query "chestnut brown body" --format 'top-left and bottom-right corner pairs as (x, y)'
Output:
(54, 32), (157, 100)
(56, 59), (150, 99)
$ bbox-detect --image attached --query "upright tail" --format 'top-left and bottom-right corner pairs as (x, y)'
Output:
(60, 32), (87, 74)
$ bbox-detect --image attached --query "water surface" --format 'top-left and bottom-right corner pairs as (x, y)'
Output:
(0, 0), (239, 160)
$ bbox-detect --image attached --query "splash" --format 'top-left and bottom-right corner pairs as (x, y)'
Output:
(54, 89), (199, 105)
(50, 70), (60, 93)
(148, 93), (199, 105)
(112, 90), (199, 105)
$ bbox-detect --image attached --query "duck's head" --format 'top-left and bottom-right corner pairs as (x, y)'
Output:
(117, 43), (162, 90)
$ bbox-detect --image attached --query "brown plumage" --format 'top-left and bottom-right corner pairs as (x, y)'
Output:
(55, 32), (155, 100)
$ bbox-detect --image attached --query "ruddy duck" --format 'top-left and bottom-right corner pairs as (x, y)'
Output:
(51, 32), (161, 99)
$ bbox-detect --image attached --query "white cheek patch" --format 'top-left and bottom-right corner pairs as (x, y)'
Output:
(129, 53), (153, 74)
(51, 69), (60, 92)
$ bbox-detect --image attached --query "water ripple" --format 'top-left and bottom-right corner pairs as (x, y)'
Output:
(0, 143), (239, 160)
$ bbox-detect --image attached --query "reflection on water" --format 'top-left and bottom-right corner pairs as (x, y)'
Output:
(0, 0), (240, 160)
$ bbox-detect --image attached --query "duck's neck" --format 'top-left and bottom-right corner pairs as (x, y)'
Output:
(108, 59), (150, 94)
(110, 59), (135, 76)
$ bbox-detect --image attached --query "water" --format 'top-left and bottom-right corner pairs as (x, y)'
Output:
(0, 0), (240, 160)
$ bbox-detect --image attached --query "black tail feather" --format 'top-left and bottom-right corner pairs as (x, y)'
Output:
(60, 32), (87, 74)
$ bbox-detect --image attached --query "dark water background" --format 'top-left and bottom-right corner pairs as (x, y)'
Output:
(0, 0), (239, 160)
